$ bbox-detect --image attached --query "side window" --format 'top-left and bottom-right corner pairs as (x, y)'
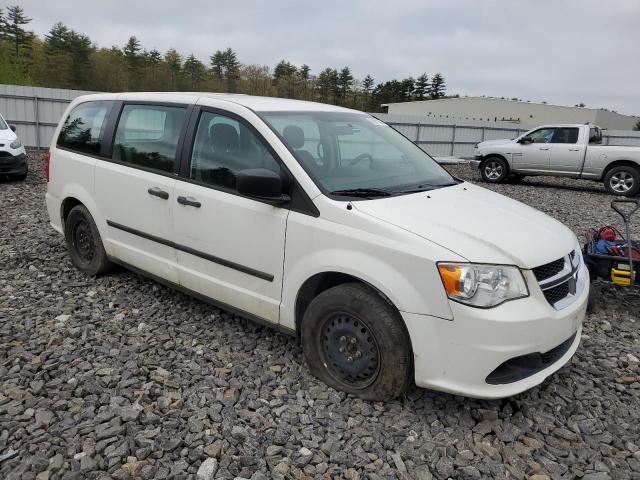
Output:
(113, 104), (187, 173)
(551, 127), (579, 144)
(525, 128), (555, 144)
(190, 111), (280, 191)
(57, 101), (113, 154)
(589, 127), (602, 144)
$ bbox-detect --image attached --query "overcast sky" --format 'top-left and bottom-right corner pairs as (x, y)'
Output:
(12, 0), (640, 115)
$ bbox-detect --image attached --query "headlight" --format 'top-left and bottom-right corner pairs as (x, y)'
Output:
(438, 263), (528, 308)
(10, 139), (22, 149)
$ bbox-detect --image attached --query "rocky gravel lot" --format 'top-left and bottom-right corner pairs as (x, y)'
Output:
(1, 154), (639, 480)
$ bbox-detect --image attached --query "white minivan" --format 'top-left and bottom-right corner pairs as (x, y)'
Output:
(45, 93), (588, 400)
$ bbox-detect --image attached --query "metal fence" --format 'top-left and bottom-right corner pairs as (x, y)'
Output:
(2, 83), (640, 156)
(0, 84), (96, 150)
(372, 113), (640, 159)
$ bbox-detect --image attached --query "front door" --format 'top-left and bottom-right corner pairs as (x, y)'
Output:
(95, 103), (189, 283)
(512, 127), (554, 172)
(172, 108), (288, 323)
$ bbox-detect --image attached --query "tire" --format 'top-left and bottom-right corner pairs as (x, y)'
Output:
(603, 165), (640, 196)
(64, 205), (113, 276)
(300, 282), (413, 401)
(480, 157), (509, 183)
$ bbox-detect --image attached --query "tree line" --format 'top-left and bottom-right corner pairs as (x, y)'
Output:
(0, 5), (449, 112)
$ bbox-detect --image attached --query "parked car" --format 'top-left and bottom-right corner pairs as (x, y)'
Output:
(473, 124), (640, 196)
(0, 112), (28, 180)
(45, 93), (588, 400)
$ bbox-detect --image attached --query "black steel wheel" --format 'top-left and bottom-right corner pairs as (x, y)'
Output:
(65, 204), (113, 276)
(301, 282), (413, 401)
(320, 313), (381, 389)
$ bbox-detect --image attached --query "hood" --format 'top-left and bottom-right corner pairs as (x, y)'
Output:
(478, 138), (514, 147)
(0, 127), (17, 142)
(353, 182), (576, 269)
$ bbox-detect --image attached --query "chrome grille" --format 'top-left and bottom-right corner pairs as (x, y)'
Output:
(534, 248), (583, 310)
(533, 258), (564, 282)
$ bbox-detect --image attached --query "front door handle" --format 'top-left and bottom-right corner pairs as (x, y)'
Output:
(539, 146), (550, 150)
(148, 187), (169, 200)
(569, 148), (580, 151)
(177, 195), (201, 208)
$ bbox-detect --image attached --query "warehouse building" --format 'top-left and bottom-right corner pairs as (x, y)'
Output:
(382, 97), (639, 130)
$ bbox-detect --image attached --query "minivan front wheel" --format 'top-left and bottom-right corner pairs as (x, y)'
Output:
(480, 157), (508, 183)
(301, 283), (413, 401)
(65, 205), (113, 276)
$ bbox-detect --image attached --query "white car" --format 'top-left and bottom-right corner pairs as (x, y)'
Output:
(0, 112), (28, 180)
(45, 93), (588, 400)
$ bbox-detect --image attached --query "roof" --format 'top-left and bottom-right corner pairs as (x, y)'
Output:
(77, 91), (356, 113)
(382, 96), (639, 118)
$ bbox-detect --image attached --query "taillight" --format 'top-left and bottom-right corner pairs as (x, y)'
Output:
(43, 150), (51, 182)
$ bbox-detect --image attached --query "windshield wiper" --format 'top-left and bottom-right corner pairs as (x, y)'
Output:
(394, 182), (459, 194)
(330, 188), (392, 198)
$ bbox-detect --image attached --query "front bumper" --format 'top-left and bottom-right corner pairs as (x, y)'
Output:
(0, 152), (27, 175)
(469, 159), (481, 169)
(402, 263), (588, 399)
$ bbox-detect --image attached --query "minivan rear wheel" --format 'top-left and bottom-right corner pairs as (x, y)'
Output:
(300, 282), (413, 401)
(65, 205), (113, 276)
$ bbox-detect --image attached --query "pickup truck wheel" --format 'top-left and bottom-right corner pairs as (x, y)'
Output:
(300, 282), (413, 401)
(480, 157), (508, 183)
(604, 166), (640, 196)
(65, 205), (113, 276)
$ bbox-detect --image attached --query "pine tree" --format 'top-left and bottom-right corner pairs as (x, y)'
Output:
(210, 50), (225, 81)
(429, 73), (446, 99)
(164, 48), (182, 90)
(414, 73), (429, 100)
(183, 54), (206, 89)
(5, 6), (34, 59)
(222, 47), (240, 91)
(337, 67), (353, 105)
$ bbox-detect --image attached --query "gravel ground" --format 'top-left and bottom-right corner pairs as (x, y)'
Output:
(1, 154), (639, 480)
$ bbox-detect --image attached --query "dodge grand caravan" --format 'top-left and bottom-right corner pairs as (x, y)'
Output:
(45, 93), (588, 400)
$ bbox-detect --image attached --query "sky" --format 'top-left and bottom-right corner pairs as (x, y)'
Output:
(11, 0), (640, 116)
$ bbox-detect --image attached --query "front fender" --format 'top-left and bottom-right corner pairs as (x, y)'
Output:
(280, 245), (455, 331)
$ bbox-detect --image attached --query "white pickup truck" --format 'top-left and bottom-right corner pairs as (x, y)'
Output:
(473, 124), (640, 196)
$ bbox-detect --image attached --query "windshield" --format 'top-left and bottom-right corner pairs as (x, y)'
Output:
(260, 111), (456, 196)
(0, 115), (7, 130)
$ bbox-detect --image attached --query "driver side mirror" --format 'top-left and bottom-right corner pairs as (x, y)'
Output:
(518, 137), (532, 145)
(9, 125), (16, 132)
(237, 168), (290, 205)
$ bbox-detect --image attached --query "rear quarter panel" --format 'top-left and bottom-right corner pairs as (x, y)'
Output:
(583, 145), (640, 179)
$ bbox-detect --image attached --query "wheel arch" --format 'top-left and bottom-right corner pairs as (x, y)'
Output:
(294, 271), (398, 337)
(60, 196), (84, 230)
(481, 153), (510, 167)
(601, 159), (640, 181)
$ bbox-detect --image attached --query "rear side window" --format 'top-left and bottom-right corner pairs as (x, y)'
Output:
(57, 101), (113, 154)
(113, 104), (187, 173)
(589, 127), (602, 144)
(551, 127), (579, 144)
